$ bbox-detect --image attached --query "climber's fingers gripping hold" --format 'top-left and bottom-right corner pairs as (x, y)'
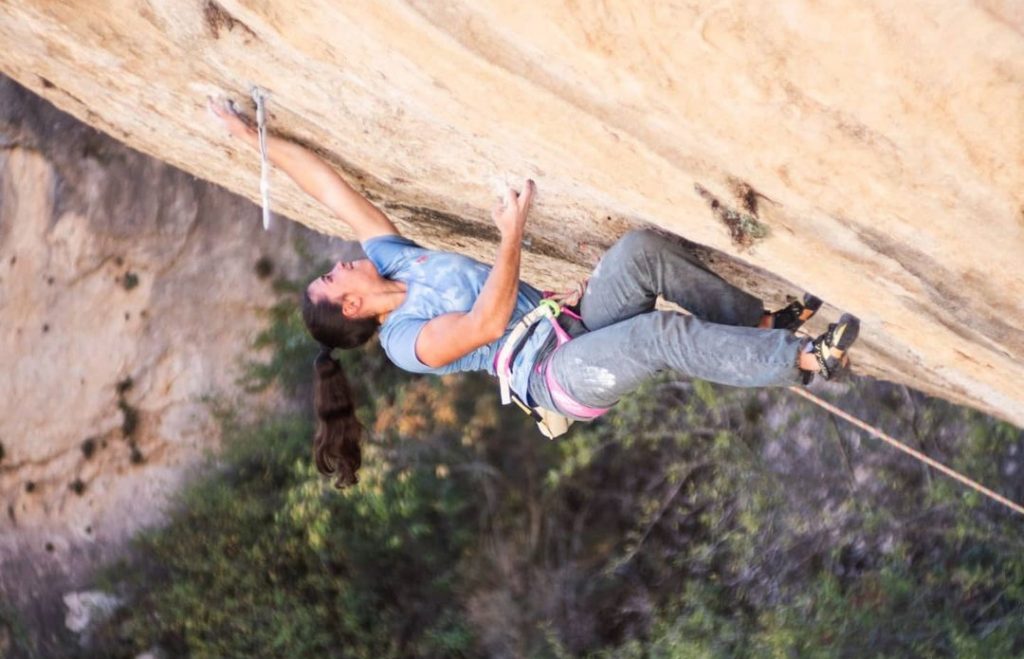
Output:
(491, 179), (536, 239)
(207, 97), (255, 142)
(517, 178), (536, 213)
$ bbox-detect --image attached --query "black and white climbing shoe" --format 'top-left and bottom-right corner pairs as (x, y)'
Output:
(809, 313), (860, 381)
(769, 293), (823, 332)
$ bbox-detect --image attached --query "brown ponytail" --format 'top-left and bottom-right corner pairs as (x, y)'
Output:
(302, 290), (380, 489)
(312, 345), (363, 488)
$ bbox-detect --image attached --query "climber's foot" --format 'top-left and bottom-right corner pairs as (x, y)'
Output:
(804, 313), (860, 382)
(760, 293), (823, 331)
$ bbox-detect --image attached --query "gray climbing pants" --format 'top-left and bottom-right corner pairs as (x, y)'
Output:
(527, 229), (806, 419)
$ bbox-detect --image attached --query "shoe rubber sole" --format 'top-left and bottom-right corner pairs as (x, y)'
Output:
(814, 313), (860, 381)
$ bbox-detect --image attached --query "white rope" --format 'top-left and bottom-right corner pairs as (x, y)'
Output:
(788, 385), (1024, 516)
(251, 86), (272, 230)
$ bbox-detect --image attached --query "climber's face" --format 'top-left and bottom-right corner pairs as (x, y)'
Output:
(306, 259), (381, 318)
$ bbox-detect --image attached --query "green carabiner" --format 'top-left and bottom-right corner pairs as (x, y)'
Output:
(539, 298), (562, 317)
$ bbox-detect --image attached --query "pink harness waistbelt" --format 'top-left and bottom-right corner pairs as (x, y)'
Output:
(543, 356), (610, 420)
(540, 313), (611, 420)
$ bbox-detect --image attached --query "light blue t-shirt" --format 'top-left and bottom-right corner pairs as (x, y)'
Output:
(362, 235), (553, 400)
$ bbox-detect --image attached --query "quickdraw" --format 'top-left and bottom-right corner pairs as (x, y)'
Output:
(251, 86), (273, 231)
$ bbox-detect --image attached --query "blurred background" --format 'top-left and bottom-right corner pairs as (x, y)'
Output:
(1, 74), (1022, 658)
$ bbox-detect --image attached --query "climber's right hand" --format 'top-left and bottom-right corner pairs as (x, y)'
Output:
(207, 97), (256, 144)
(491, 179), (536, 240)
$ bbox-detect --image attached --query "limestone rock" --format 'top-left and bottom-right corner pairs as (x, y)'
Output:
(2, 1), (1019, 423)
(0, 75), (336, 637)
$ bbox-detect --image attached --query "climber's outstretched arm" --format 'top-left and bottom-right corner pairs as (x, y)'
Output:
(209, 98), (398, 242)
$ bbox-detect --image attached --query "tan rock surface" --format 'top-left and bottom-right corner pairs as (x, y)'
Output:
(0, 4), (1021, 418)
(0, 76), (338, 620)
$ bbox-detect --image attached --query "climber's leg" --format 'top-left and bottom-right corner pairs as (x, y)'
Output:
(528, 310), (806, 415)
(580, 229), (764, 331)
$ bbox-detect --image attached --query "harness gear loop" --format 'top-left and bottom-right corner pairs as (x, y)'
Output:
(496, 301), (559, 406)
(251, 86), (273, 231)
(494, 289), (610, 439)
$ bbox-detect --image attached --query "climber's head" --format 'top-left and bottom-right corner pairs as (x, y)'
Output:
(301, 275), (380, 351)
(305, 259), (386, 321)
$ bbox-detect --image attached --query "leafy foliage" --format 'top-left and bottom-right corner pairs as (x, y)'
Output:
(0, 600), (36, 658)
(92, 385), (483, 658)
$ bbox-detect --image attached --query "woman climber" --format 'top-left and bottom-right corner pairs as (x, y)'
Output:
(210, 97), (860, 488)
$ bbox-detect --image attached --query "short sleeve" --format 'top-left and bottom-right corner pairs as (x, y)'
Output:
(379, 317), (435, 374)
(361, 235), (422, 278)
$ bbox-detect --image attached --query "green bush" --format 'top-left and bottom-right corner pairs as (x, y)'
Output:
(91, 403), (482, 658)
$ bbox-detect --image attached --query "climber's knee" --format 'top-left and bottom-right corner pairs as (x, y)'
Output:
(606, 229), (666, 263)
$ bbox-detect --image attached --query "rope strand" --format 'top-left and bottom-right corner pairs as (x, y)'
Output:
(251, 86), (272, 231)
(788, 386), (1024, 516)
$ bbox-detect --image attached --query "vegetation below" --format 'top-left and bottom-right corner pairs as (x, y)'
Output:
(61, 272), (1024, 658)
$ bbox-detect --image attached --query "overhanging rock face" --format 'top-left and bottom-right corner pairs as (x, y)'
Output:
(2, 1), (1022, 425)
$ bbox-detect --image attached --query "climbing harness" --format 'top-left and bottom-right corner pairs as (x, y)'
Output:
(495, 299), (573, 439)
(496, 299), (559, 406)
(788, 386), (1024, 516)
(251, 86), (273, 230)
(495, 292), (608, 439)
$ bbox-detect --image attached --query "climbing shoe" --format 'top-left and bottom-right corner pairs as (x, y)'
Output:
(809, 313), (860, 381)
(768, 293), (823, 332)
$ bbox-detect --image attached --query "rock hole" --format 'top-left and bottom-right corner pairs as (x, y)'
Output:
(69, 479), (86, 495)
(81, 438), (97, 460)
(254, 255), (274, 279)
(24, 481), (36, 493)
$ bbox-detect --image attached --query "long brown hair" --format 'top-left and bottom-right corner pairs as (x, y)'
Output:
(302, 290), (380, 488)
